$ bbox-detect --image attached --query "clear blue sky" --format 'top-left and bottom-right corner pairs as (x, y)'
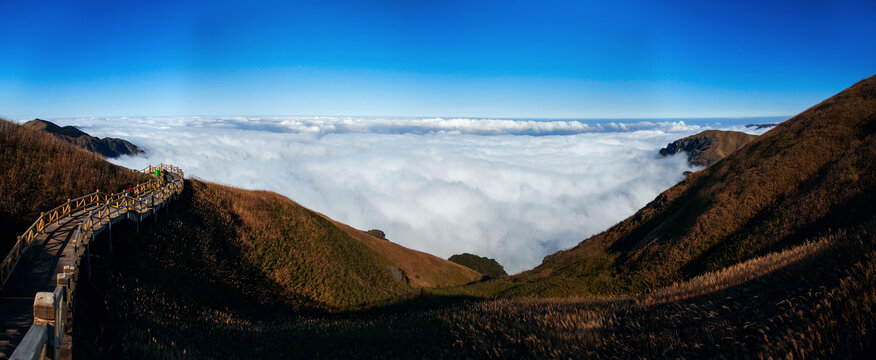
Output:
(0, 0), (874, 119)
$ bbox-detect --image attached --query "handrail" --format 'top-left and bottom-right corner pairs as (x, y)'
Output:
(1, 190), (99, 280)
(6, 164), (184, 360)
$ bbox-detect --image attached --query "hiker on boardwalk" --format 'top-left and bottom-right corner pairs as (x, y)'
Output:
(127, 187), (135, 197)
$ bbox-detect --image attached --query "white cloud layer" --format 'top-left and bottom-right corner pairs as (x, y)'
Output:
(49, 116), (777, 273)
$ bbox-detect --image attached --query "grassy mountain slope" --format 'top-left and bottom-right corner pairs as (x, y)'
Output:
(120, 179), (478, 310)
(78, 204), (876, 358)
(0, 118), (145, 254)
(447, 75), (876, 298)
(73, 178), (480, 357)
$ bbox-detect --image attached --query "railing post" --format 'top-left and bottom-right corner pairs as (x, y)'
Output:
(33, 291), (56, 357)
(33, 292), (54, 324)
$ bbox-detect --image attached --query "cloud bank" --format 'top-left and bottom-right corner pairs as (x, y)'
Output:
(51, 116), (777, 273)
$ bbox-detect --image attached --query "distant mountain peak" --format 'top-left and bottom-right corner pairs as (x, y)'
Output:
(23, 118), (143, 158)
(25, 118), (88, 137)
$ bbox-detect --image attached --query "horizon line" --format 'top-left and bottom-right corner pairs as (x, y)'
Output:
(8, 114), (792, 122)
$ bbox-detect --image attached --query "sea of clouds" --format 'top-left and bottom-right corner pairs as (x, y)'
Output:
(48, 116), (779, 273)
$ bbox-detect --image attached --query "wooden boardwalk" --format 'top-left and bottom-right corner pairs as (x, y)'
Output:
(0, 165), (183, 359)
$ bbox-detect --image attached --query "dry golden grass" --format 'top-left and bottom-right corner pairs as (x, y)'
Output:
(639, 235), (833, 305)
(428, 219), (876, 359)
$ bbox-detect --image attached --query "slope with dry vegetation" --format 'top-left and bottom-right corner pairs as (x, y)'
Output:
(83, 178), (480, 311)
(75, 213), (876, 358)
(456, 75), (876, 298)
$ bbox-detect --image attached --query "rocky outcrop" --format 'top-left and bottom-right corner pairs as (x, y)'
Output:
(23, 119), (143, 158)
(659, 130), (758, 167)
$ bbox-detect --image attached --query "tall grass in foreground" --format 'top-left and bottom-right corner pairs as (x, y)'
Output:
(435, 219), (876, 359)
(639, 235), (834, 305)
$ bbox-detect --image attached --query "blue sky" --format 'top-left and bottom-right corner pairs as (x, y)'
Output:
(0, 0), (874, 119)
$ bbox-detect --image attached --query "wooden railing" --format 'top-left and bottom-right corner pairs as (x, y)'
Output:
(7, 164), (184, 360)
(0, 164), (183, 290)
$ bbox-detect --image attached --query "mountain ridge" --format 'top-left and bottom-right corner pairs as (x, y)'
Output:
(23, 118), (143, 158)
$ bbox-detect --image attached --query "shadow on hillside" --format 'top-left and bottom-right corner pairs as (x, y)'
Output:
(684, 169), (876, 277)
